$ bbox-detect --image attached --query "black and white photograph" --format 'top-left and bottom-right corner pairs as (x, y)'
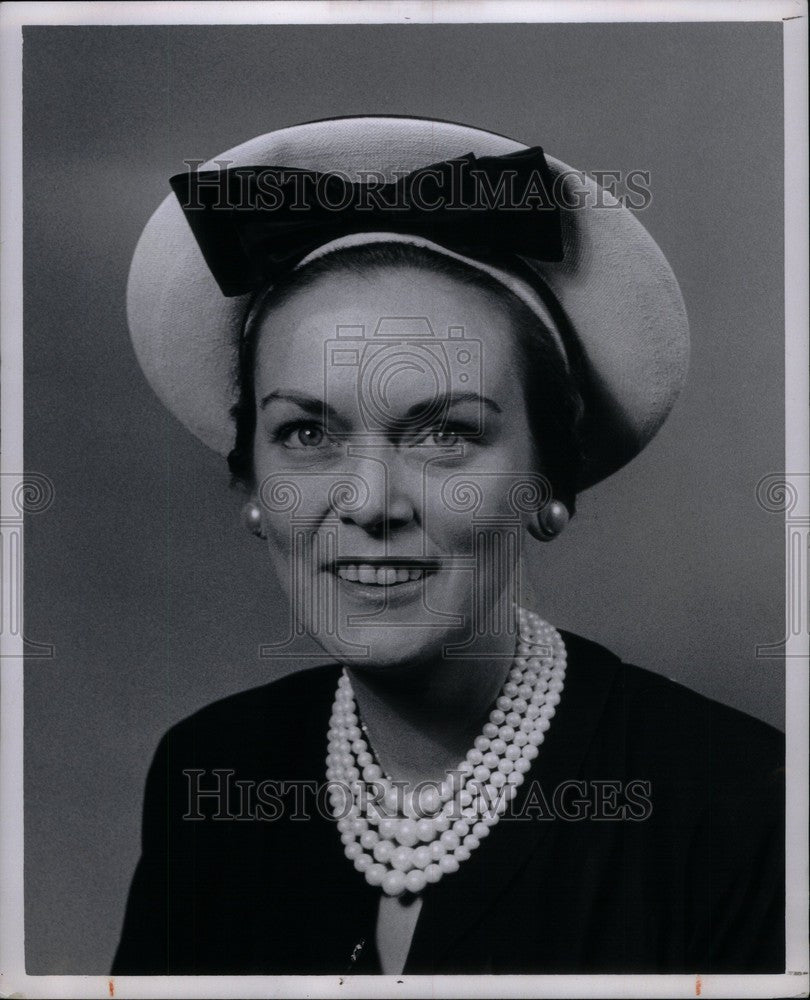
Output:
(1, 2), (807, 997)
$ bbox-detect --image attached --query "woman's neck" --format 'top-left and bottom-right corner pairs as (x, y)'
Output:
(345, 626), (517, 786)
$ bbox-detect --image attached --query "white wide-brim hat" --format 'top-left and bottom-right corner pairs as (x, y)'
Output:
(127, 116), (689, 490)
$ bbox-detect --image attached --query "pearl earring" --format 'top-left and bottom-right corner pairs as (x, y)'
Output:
(531, 499), (570, 541)
(241, 501), (264, 537)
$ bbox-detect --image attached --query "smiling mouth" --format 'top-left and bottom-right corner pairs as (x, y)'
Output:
(328, 559), (440, 586)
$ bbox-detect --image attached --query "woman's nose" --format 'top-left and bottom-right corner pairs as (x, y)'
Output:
(336, 452), (417, 537)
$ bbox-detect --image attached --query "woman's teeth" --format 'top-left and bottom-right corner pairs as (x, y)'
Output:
(336, 565), (425, 585)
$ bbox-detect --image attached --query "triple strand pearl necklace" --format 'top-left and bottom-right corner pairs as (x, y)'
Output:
(325, 607), (567, 897)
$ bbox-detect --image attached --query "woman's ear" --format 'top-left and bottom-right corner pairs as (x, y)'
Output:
(528, 499), (570, 542)
(241, 498), (265, 538)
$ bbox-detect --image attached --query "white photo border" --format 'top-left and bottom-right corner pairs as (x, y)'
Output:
(1, 2), (807, 998)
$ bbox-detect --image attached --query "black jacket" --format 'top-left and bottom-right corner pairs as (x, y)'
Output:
(112, 631), (784, 974)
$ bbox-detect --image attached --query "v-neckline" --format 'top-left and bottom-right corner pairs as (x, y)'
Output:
(375, 892), (424, 974)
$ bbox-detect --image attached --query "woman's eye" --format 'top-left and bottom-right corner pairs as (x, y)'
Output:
(414, 424), (475, 448)
(429, 429), (461, 447)
(277, 423), (327, 449)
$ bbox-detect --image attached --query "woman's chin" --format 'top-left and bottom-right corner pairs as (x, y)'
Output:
(316, 624), (450, 673)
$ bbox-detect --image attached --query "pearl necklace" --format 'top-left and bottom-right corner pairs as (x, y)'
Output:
(325, 607), (566, 897)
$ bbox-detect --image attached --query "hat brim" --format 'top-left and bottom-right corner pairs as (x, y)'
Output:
(127, 116), (689, 490)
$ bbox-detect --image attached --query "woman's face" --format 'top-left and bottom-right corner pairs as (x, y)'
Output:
(252, 264), (544, 670)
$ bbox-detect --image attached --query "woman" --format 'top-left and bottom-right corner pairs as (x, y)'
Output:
(113, 117), (784, 975)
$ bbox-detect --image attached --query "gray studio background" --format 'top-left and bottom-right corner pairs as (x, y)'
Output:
(23, 23), (784, 973)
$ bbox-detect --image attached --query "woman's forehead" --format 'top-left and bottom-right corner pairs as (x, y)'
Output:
(253, 268), (519, 396)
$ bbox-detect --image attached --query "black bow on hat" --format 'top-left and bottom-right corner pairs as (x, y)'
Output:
(170, 147), (563, 297)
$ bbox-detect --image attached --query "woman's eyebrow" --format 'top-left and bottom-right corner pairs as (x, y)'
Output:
(403, 392), (502, 420)
(259, 389), (330, 418)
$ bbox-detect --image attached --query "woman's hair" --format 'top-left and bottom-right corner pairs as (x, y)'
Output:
(227, 242), (585, 513)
